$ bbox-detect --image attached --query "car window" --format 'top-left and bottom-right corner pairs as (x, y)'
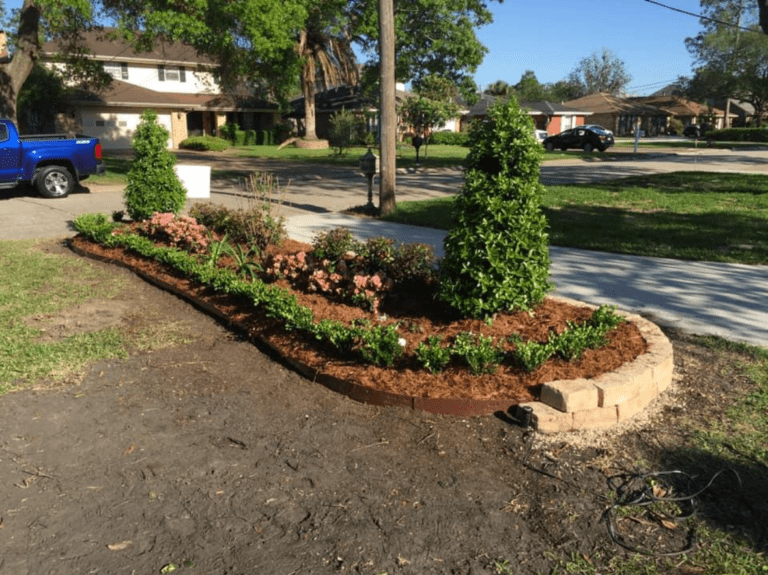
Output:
(0, 124), (7, 143)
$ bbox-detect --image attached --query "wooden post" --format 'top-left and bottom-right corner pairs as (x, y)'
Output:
(378, 0), (396, 215)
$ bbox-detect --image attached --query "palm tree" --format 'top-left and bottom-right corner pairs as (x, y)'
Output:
(296, 2), (359, 141)
(484, 79), (513, 98)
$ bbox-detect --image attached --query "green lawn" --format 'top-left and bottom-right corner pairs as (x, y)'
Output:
(383, 171), (768, 265)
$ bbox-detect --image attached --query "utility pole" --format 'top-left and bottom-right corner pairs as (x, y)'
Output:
(378, 0), (396, 215)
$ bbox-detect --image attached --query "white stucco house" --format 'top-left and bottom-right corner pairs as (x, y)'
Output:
(42, 30), (281, 150)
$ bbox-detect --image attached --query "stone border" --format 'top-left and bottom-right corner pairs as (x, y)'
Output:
(69, 242), (673, 430)
(524, 297), (674, 433)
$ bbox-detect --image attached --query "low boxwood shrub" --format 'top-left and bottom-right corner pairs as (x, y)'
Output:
(428, 131), (469, 146)
(179, 136), (231, 152)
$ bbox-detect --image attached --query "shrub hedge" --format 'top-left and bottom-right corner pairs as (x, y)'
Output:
(428, 131), (470, 146)
(706, 127), (768, 142)
(179, 136), (231, 152)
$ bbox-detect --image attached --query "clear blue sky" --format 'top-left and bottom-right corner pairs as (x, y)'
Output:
(3, 0), (707, 96)
(475, 0), (705, 96)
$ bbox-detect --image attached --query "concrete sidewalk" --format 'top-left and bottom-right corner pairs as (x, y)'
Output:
(285, 213), (768, 349)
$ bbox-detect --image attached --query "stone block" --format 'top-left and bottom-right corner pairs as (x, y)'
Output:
(540, 379), (599, 413)
(573, 405), (618, 430)
(528, 402), (573, 434)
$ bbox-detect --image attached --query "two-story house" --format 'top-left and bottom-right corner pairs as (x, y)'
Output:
(42, 30), (281, 149)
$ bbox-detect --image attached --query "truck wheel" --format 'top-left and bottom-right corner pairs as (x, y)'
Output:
(37, 166), (75, 198)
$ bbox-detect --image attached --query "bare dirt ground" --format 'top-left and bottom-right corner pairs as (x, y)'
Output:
(0, 241), (766, 575)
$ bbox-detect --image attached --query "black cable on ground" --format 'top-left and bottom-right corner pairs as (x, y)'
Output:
(515, 421), (745, 557)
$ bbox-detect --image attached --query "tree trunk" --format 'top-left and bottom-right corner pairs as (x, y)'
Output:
(301, 59), (318, 140)
(0, 0), (41, 125)
(759, 0), (768, 34)
(378, 0), (396, 215)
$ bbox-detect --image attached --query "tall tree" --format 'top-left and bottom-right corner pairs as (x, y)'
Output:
(567, 48), (632, 96)
(686, 0), (768, 125)
(296, 1), (359, 141)
(484, 79), (513, 97)
(352, 0), (497, 104)
(104, 0), (307, 105)
(0, 0), (110, 125)
(515, 70), (546, 101)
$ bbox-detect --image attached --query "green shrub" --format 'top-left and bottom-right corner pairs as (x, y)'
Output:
(707, 127), (768, 142)
(179, 136), (231, 152)
(510, 336), (555, 372)
(329, 108), (365, 155)
(310, 227), (363, 267)
(438, 97), (552, 319)
(188, 202), (285, 254)
(414, 335), (452, 373)
(124, 109), (187, 221)
(218, 123), (238, 142)
(428, 131), (469, 146)
(388, 242), (435, 284)
(451, 332), (504, 375)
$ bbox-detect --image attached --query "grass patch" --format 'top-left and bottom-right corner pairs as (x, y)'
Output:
(0, 240), (192, 394)
(384, 171), (768, 264)
(87, 156), (131, 185)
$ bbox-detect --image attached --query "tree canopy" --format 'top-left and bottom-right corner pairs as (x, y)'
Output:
(567, 48), (632, 96)
(1, 0), (111, 124)
(686, 0), (768, 125)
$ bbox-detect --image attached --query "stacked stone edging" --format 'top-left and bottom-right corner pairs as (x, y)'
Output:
(523, 297), (674, 433)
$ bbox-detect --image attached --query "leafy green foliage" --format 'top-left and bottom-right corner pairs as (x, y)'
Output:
(328, 108), (365, 155)
(414, 335), (452, 373)
(707, 127), (768, 142)
(310, 227), (363, 268)
(567, 48), (632, 96)
(188, 201), (285, 255)
(357, 322), (404, 367)
(510, 336), (555, 373)
(179, 136), (231, 151)
(438, 97), (552, 319)
(123, 110), (187, 221)
(428, 131), (469, 146)
(451, 332), (504, 375)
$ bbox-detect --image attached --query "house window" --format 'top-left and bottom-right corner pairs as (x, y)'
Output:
(103, 62), (128, 80)
(158, 65), (186, 83)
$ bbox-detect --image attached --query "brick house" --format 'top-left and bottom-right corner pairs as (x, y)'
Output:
(460, 94), (592, 134)
(564, 92), (671, 136)
(42, 30), (281, 149)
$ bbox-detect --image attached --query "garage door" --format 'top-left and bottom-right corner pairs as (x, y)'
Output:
(80, 111), (174, 150)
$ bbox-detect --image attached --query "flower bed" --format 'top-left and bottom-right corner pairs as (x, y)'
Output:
(71, 212), (652, 421)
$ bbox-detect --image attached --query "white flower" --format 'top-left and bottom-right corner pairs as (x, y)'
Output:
(398, 338), (407, 347)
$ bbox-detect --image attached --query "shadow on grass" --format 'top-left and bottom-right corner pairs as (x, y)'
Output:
(593, 172), (768, 195)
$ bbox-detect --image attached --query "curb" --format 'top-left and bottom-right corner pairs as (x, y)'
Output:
(68, 241), (672, 428)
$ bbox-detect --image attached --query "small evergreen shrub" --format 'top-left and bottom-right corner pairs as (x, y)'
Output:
(179, 135), (231, 151)
(124, 109), (187, 221)
(428, 131), (469, 146)
(451, 332), (504, 375)
(414, 335), (452, 373)
(438, 97), (552, 319)
(388, 243), (435, 284)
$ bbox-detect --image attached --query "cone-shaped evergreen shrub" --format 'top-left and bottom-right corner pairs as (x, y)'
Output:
(438, 98), (552, 319)
(124, 110), (187, 221)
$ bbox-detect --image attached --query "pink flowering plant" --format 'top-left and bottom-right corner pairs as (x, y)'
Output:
(143, 212), (210, 253)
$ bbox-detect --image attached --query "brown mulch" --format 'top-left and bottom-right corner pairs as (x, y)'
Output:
(68, 236), (647, 404)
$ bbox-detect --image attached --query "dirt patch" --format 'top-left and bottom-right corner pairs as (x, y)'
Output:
(0, 241), (765, 575)
(26, 299), (135, 342)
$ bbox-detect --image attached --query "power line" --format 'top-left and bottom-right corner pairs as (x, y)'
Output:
(644, 0), (760, 33)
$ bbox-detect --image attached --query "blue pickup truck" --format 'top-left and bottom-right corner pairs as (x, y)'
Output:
(0, 118), (106, 198)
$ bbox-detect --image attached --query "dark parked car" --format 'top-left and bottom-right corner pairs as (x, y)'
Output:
(683, 124), (711, 139)
(543, 126), (615, 152)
